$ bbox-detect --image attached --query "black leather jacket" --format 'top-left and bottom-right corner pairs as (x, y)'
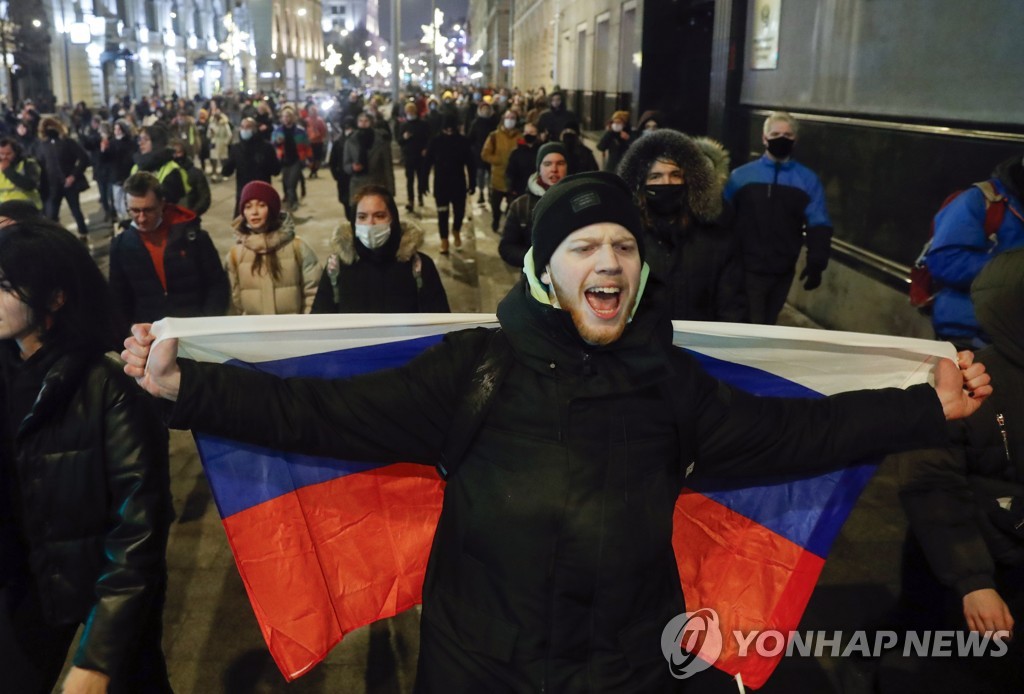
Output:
(1, 347), (171, 676)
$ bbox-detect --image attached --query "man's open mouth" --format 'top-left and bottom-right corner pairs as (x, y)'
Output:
(585, 286), (623, 318)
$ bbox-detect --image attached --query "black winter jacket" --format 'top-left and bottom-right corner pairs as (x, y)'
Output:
(167, 280), (948, 691)
(425, 132), (473, 200)
(899, 249), (1024, 596)
(222, 137), (282, 195)
(311, 221), (450, 314)
(131, 147), (186, 204)
(499, 174), (545, 268)
(642, 207), (748, 322)
(0, 347), (170, 676)
(109, 204), (229, 323)
(504, 139), (539, 199)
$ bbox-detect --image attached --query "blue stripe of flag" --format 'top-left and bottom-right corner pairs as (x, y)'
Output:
(687, 350), (878, 558)
(196, 335), (443, 518)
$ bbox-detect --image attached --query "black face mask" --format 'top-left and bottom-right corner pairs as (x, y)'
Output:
(766, 136), (795, 159)
(644, 184), (687, 216)
(562, 134), (578, 149)
(523, 134), (537, 145)
(45, 129), (60, 140)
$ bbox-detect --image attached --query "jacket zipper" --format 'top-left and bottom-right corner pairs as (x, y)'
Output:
(996, 413), (1010, 464)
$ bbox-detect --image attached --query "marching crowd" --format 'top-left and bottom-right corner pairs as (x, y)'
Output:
(0, 83), (1021, 693)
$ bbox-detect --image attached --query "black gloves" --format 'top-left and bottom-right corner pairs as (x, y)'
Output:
(799, 266), (823, 290)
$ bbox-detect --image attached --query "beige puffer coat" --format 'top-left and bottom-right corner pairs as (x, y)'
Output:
(226, 212), (322, 315)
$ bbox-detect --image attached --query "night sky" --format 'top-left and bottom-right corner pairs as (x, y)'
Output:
(378, 0), (469, 45)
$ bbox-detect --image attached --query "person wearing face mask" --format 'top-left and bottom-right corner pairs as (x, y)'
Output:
(504, 121), (542, 201)
(596, 111), (633, 173)
(311, 184), (449, 313)
(466, 97), (498, 206)
(617, 128), (747, 322)
(537, 90), (577, 142)
(559, 122), (598, 175)
(171, 140), (211, 218)
(481, 109), (522, 233)
(222, 117), (282, 217)
(226, 181), (321, 315)
(724, 111), (833, 325)
(33, 116), (91, 242)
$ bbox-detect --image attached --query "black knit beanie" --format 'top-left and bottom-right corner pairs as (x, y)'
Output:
(535, 142), (568, 171)
(531, 171), (645, 281)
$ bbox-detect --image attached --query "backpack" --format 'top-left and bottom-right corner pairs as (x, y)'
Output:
(909, 180), (1006, 311)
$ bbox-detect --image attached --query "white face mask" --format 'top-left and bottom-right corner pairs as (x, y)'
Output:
(355, 222), (391, 249)
(504, 119), (517, 130)
(611, 123), (624, 133)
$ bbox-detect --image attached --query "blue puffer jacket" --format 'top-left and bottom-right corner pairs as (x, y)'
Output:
(724, 154), (833, 275)
(926, 157), (1024, 344)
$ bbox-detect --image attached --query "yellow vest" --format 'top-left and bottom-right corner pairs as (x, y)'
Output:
(130, 160), (192, 195)
(0, 159), (43, 209)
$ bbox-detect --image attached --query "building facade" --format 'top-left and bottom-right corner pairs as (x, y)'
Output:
(34, 0), (323, 107)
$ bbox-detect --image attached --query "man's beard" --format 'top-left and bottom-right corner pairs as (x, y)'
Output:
(550, 275), (632, 346)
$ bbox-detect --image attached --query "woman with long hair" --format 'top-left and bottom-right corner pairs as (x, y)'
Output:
(0, 219), (172, 692)
(226, 180), (322, 315)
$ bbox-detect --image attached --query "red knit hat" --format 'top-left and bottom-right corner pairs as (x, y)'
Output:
(239, 180), (281, 222)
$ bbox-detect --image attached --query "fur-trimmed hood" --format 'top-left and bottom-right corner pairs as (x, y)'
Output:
(231, 212), (297, 254)
(329, 220), (425, 266)
(527, 172), (547, 197)
(692, 136), (731, 188)
(616, 128), (723, 223)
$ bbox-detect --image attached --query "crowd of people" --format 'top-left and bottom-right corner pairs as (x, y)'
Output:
(0, 81), (1020, 693)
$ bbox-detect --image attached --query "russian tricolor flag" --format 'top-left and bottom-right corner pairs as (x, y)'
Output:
(153, 314), (953, 688)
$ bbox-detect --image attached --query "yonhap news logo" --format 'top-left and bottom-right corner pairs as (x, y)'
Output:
(660, 607), (1011, 680)
(660, 608), (724, 680)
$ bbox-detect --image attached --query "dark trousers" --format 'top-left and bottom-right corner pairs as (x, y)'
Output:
(310, 143), (325, 173)
(336, 181), (355, 225)
(280, 161), (303, 207)
(744, 270), (794, 325)
(489, 188), (509, 230)
(97, 177), (114, 215)
(44, 187), (88, 236)
(405, 154), (428, 204)
(435, 190), (466, 240)
(0, 577), (172, 693)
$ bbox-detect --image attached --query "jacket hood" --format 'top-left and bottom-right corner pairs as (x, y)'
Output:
(133, 146), (175, 172)
(163, 203), (196, 227)
(993, 154), (1024, 201)
(616, 128), (723, 223)
(972, 248), (1024, 368)
(329, 220), (424, 265)
(692, 136), (731, 187)
(527, 172), (547, 197)
(495, 272), (673, 393)
(231, 212), (297, 254)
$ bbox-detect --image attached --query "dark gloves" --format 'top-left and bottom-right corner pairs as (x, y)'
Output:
(800, 266), (823, 290)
